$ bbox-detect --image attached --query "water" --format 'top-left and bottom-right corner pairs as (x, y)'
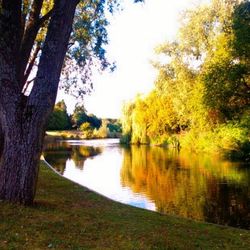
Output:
(43, 138), (250, 229)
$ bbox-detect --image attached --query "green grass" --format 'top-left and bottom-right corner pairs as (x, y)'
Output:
(0, 162), (249, 250)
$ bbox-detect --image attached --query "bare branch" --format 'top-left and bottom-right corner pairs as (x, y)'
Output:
(19, 1), (55, 87)
(68, 42), (75, 49)
(19, 0), (44, 84)
(22, 44), (41, 87)
(22, 77), (36, 95)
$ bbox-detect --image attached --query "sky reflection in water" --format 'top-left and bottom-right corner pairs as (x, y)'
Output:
(43, 138), (250, 229)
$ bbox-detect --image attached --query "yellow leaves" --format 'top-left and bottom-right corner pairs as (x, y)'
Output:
(22, 0), (31, 16)
(122, 0), (249, 147)
(41, 0), (53, 17)
(34, 1), (54, 44)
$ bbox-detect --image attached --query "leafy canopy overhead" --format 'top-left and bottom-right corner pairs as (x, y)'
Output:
(10, 0), (144, 98)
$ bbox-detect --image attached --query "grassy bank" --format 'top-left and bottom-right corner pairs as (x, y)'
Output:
(0, 163), (250, 249)
(46, 130), (121, 140)
(46, 130), (84, 140)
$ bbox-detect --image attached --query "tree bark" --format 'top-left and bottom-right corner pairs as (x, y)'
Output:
(0, 122), (4, 159)
(0, 105), (45, 204)
(0, 0), (79, 204)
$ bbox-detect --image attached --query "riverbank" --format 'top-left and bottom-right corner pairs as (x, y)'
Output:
(0, 162), (249, 249)
(46, 130), (85, 140)
(46, 130), (121, 140)
(121, 128), (250, 162)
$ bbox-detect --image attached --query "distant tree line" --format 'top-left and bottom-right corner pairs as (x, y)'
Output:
(47, 100), (122, 138)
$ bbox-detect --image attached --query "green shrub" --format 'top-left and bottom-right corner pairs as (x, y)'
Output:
(120, 133), (131, 145)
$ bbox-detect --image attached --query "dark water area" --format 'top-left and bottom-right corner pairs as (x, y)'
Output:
(43, 138), (250, 230)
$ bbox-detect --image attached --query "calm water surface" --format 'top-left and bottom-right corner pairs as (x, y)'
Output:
(43, 138), (250, 229)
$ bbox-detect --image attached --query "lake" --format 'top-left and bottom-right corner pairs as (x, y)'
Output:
(43, 138), (250, 230)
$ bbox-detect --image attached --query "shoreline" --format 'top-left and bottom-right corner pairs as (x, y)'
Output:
(1, 160), (249, 249)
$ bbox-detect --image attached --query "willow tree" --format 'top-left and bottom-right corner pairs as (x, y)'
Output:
(0, 0), (142, 205)
(121, 0), (249, 150)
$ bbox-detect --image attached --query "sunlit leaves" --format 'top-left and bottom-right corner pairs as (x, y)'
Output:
(121, 0), (250, 153)
(202, 1), (250, 119)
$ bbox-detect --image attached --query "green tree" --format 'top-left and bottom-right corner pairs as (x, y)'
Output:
(201, 1), (250, 120)
(87, 114), (102, 129)
(131, 95), (149, 144)
(47, 100), (71, 130)
(71, 105), (101, 129)
(71, 105), (89, 129)
(0, 0), (143, 204)
(153, 0), (249, 129)
(107, 119), (122, 133)
(120, 101), (135, 144)
(121, 0), (249, 155)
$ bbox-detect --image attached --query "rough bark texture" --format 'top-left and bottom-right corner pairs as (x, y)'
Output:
(0, 0), (79, 204)
(0, 123), (3, 158)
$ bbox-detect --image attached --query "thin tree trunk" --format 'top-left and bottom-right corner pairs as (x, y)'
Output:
(19, 0), (44, 85)
(22, 44), (40, 90)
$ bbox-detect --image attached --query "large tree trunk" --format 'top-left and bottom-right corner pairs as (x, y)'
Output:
(0, 0), (79, 205)
(0, 123), (4, 159)
(0, 106), (45, 204)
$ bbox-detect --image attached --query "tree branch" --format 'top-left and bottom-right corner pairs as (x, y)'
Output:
(22, 44), (41, 87)
(68, 42), (75, 49)
(22, 77), (36, 95)
(19, 0), (44, 85)
(19, 2), (55, 87)
(28, 0), (79, 115)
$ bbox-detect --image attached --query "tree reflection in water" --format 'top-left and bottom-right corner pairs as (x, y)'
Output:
(120, 145), (250, 229)
(43, 140), (250, 229)
(43, 141), (102, 173)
